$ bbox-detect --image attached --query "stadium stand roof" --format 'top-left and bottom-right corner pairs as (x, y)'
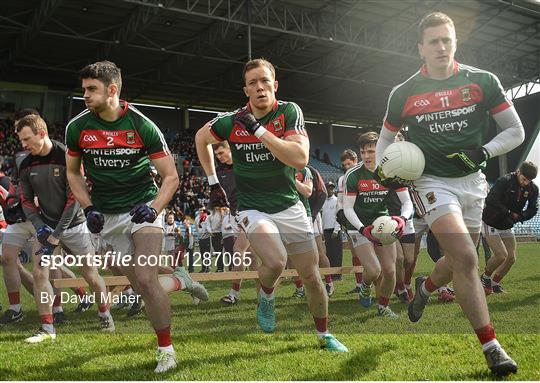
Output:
(1, 0), (539, 127)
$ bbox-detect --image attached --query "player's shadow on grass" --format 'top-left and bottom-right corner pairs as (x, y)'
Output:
(304, 344), (390, 380)
(487, 292), (540, 312)
(4, 343), (143, 380)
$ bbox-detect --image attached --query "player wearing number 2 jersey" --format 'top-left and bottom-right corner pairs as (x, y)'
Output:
(195, 58), (347, 352)
(375, 12), (523, 376)
(66, 61), (207, 374)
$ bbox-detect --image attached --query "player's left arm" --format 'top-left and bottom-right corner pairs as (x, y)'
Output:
(259, 133), (309, 170)
(396, 188), (414, 220)
(51, 183), (81, 239)
(482, 106), (525, 158)
(520, 185), (539, 222)
(376, 86), (405, 165)
(150, 155), (180, 215)
(295, 169), (313, 198)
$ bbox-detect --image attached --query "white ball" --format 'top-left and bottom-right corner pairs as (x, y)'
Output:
(381, 141), (425, 181)
(370, 215), (399, 245)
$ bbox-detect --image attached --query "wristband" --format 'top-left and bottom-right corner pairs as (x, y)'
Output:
(254, 126), (267, 139)
(208, 174), (219, 185)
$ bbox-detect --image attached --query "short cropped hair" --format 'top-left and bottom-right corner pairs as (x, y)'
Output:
(418, 12), (455, 43)
(213, 141), (230, 151)
(14, 108), (40, 122)
(358, 131), (379, 149)
(15, 114), (48, 135)
(79, 60), (122, 93)
(242, 58), (275, 83)
(519, 161), (538, 180)
(340, 149), (357, 163)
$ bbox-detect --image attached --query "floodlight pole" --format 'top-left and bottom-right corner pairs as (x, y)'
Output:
(247, 0), (252, 60)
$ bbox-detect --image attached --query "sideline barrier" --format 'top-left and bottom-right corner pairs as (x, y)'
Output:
(51, 266), (363, 288)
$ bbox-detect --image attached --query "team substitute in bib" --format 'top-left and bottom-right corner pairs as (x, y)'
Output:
(65, 61), (208, 374)
(195, 58), (347, 352)
(375, 12), (524, 376)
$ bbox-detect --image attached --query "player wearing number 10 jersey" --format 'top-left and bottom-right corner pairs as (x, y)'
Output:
(375, 12), (524, 376)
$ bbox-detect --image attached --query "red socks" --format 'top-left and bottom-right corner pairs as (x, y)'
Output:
(155, 326), (172, 348)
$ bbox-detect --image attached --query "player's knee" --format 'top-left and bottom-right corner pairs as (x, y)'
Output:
(365, 263), (381, 282)
(133, 274), (157, 294)
(506, 252), (516, 264)
(32, 267), (48, 281)
(381, 265), (395, 279)
(453, 252), (478, 272)
(300, 269), (321, 288)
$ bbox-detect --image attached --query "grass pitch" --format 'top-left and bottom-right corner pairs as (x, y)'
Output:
(0, 243), (538, 380)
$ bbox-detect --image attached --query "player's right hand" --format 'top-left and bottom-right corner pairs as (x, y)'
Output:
(360, 225), (382, 246)
(84, 206), (105, 234)
(373, 166), (411, 190)
(209, 184), (229, 209)
(37, 225), (53, 245)
(390, 216), (406, 238)
(234, 109), (261, 135)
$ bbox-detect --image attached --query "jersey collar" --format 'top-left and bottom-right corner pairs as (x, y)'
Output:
(119, 99), (129, 117)
(245, 100), (279, 115)
(420, 60), (459, 78)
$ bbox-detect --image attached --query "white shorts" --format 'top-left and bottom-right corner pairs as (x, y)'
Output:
(237, 201), (314, 255)
(347, 230), (371, 248)
(410, 171), (487, 232)
(1, 220), (93, 255)
(99, 203), (164, 256)
(311, 213), (323, 237)
(482, 222), (514, 238)
(403, 219), (414, 236)
(222, 212), (239, 238)
(413, 217), (429, 238)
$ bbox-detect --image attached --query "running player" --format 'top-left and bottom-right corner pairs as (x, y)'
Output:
(195, 58), (347, 352)
(335, 149), (364, 293)
(375, 12), (524, 375)
(292, 167), (334, 297)
(14, 114), (116, 342)
(344, 131), (412, 318)
(213, 142), (258, 305)
(65, 61), (208, 373)
(481, 161), (538, 294)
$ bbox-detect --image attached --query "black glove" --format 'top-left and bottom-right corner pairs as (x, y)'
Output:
(234, 109), (261, 135)
(35, 242), (56, 256)
(4, 197), (25, 224)
(36, 225), (53, 246)
(446, 148), (488, 172)
(373, 166), (411, 190)
(209, 184), (229, 209)
(84, 206), (105, 234)
(336, 209), (347, 227)
(130, 204), (158, 224)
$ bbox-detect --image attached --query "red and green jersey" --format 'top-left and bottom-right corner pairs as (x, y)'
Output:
(209, 100), (307, 214)
(344, 163), (406, 227)
(296, 167), (313, 217)
(65, 101), (170, 213)
(383, 61), (512, 178)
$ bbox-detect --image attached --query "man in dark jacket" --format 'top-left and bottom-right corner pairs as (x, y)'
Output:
(481, 161), (538, 294)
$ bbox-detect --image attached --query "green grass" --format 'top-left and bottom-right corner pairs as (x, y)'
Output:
(0, 243), (538, 380)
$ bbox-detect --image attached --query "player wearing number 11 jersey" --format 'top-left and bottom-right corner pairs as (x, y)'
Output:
(375, 12), (524, 376)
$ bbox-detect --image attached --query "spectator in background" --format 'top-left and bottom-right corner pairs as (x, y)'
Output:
(481, 161), (538, 294)
(321, 182), (343, 280)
